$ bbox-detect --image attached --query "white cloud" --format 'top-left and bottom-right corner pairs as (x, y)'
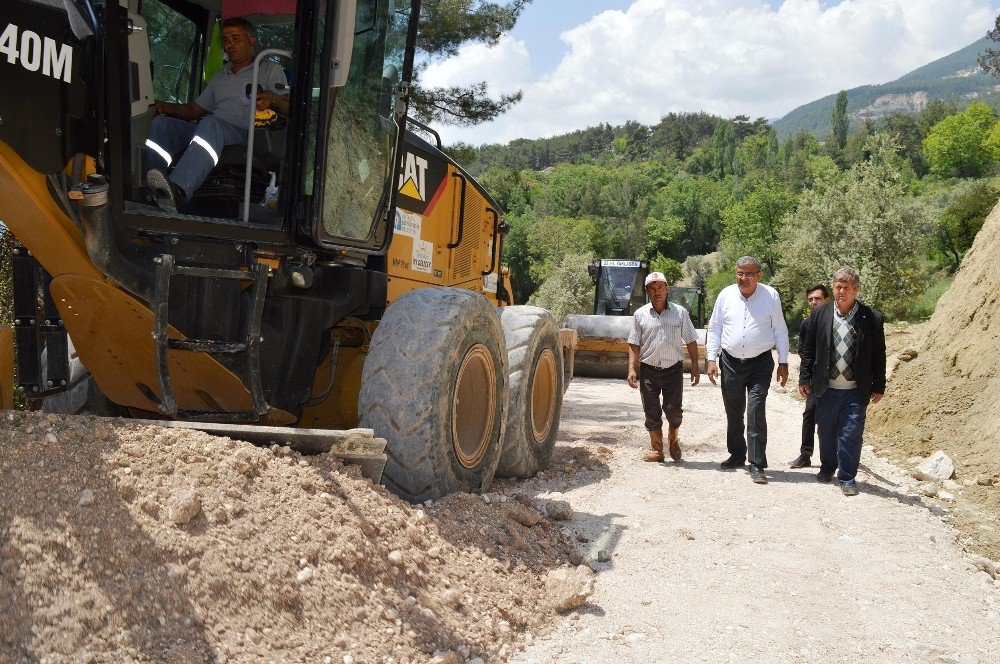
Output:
(420, 0), (999, 146)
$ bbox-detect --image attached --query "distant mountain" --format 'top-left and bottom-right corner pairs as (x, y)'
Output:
(772, 37), (1000, 139)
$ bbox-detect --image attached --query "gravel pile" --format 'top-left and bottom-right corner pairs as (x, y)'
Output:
(0, 411), (594, 663)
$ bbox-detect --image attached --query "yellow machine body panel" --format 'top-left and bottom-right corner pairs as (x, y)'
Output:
(49, 275), (294, 424)
(0, 144), (102, 281)
(387, 152), (503, 307)
(0, 146), (293, 423)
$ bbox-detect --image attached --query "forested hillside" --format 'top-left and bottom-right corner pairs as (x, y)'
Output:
(445, 95), (1000, 327)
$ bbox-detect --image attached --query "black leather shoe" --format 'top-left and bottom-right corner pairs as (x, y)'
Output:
(789, 454), (811, 469)
(841, 480), (859, 496)
(719, 456), (746, 470)
(816, 470), (834, 483)
(749, 465), (768, 484)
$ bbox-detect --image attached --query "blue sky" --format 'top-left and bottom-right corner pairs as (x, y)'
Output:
(422, 0), (1000, 146)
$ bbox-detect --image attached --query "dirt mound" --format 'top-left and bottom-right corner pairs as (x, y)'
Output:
(869, 201), (1000, 556)
(0, 411), (587, 663)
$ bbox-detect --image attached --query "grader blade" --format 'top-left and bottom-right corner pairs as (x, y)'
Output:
(135, 420), (388, 482)
(562, 315), (633, 378)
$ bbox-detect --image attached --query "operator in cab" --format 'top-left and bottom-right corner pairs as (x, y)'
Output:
(144, 17), (288, 213)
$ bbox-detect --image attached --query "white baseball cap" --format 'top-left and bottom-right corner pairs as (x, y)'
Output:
(644, 272), (667, 286)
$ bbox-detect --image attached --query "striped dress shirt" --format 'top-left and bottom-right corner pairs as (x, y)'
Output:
(628, 302), (698, 368)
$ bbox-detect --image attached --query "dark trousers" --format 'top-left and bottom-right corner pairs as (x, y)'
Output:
(801, 393), (817, 457)
(720, 350), (774, 468)
(146, 115), (246, 200)
(815, 387), (867, 482)
(638, 362), (683, 431)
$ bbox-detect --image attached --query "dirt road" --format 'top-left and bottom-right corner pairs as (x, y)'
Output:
(513, 374), (1000, 663)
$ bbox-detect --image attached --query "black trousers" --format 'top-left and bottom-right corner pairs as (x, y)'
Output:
(638, 362), (683, 431)
(800, 393), (817, 457)
(719, 350), (774, 468)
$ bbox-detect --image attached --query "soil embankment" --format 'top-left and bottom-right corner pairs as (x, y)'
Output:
(868, 201), (1000, 558)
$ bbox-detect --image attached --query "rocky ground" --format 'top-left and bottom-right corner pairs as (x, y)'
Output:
(513, 375), (1000, 663)
(3, 316), (999, 662)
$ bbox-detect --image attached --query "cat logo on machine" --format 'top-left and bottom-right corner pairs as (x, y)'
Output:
(398, 152), (428, 201)
(396, 147), (447, 215)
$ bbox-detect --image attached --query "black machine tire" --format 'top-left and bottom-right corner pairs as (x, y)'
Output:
(495, 306), (564, 478)
(359, 288), (508, 502)
(39, 340), (123, 416)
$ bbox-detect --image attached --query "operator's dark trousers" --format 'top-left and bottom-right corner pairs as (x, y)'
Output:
(800, 393), (817, 457)
(638, 362), (683, 431)
(146, 115), (246, 200)
(720, 350), (773, 468)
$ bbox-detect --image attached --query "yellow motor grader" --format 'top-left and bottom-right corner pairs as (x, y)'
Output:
(0, 0), (569, 501)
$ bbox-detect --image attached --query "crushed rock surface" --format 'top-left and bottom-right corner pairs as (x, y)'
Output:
(0, 411), (594, 663)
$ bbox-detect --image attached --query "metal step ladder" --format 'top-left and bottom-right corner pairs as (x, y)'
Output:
(151, 253), (269, 422)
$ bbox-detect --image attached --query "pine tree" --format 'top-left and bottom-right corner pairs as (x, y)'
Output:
(831, 90), (849, 150)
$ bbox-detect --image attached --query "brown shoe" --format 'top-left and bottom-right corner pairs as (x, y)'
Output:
(667, 428), (682, 461)
(643, 429), (664, 462)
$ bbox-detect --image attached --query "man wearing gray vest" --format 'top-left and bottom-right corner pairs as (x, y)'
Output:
(145, 17), (288, 213)
(798, 267), (886, 496)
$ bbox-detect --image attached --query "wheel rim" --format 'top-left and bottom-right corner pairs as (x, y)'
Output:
(530, 348), (558, 443)
(453, 344), (496, 468)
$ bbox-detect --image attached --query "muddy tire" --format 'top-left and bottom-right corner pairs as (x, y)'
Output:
(496, 306), (564, 478)
(40, 339), (123, 416)
(359, 288), (508, 502)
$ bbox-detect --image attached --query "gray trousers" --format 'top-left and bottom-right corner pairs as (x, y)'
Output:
(146, 115), (247, 200)
(720, 350), (774, 468)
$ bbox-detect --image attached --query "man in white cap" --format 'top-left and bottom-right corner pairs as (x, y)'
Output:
(627, 271), (701, 462)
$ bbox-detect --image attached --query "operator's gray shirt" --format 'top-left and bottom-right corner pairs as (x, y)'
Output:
(195, 59), (287, 130)
(628, 302), (698, 369)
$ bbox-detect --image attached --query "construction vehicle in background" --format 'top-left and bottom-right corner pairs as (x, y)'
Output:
(564, 259), (707, 378)
(0, 0), (569, 502)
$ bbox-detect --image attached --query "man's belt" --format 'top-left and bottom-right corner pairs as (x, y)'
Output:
(721, 349), (771, 364)
(640, 361), (681, 371)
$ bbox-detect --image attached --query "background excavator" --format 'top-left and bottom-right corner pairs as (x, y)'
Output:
(0, 0), (572, 501)
(564, 259), (706, 378)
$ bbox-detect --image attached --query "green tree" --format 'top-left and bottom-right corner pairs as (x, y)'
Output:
(645, 177), (732, 260)
(776, 134), (926, 315)
(720, 180), (796, 276)
(978, 14), (1000, 78)
(923, 101), (997, 177)
(527, 252), (595, 323)
(650, 254), (683, 284)
(412, 0), (532, 125)
(831, 90), (849, 150)
(933, 180), (999, 272)
(712, 120), (737, 178)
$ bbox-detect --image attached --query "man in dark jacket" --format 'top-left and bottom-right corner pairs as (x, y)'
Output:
(789, 283), (829, 468)
(798, 267), (886, 496)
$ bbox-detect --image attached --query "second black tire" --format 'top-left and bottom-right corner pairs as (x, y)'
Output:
(496, 305), (564, 478)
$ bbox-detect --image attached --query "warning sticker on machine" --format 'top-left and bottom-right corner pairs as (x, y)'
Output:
(412, 239), (434, 273)
(483, 272), (498, 293)
(394, 210), (422, 238)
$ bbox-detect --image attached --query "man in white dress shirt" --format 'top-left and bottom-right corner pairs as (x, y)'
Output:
(705, 256), (789, 484)
(627, 272), (701, 462)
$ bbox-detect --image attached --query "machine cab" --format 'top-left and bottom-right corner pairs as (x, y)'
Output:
(107, 0), (416, 252)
